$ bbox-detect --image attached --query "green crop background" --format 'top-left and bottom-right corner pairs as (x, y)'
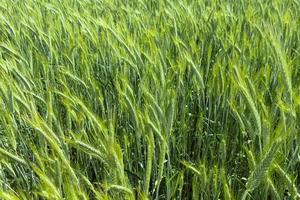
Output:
(0, 0), (300, 199)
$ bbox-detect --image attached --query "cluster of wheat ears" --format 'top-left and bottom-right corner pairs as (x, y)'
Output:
(0, 0), (299, 199)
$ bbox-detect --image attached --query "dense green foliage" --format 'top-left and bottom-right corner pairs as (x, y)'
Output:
(0, 0), (300, 199)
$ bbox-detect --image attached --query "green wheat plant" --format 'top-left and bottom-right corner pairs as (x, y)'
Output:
(0, 0), (300, 199)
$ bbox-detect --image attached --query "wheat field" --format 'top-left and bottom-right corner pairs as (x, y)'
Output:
(0, 0), (300, 199)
